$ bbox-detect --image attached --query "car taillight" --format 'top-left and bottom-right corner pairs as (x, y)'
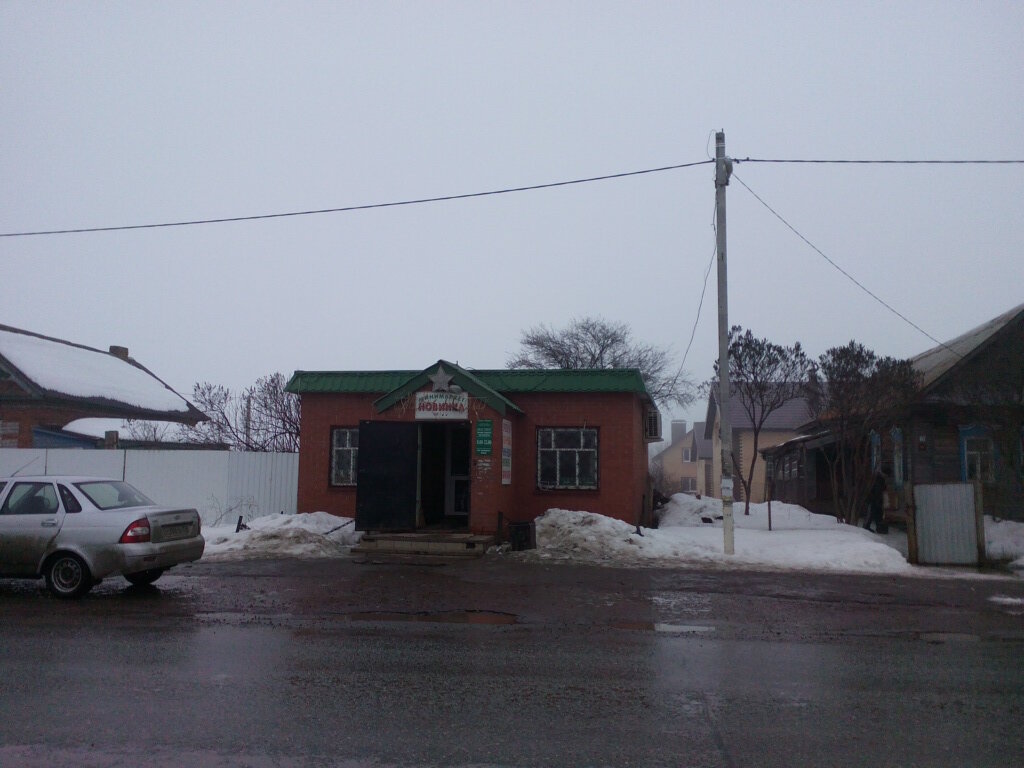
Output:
(119, 518), (151, 543)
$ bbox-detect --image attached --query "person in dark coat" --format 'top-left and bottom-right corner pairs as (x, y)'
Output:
(865, 471), (887, 533)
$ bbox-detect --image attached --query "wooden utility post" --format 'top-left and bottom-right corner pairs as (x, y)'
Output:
(715, 131), (735, 555)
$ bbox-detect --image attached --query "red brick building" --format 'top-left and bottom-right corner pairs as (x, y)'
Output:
(286, 361), (661, 535)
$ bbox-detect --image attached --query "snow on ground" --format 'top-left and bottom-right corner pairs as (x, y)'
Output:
(985, 516), (1024, 570)
(194, 495), (1024, 578)
(987, 595), (1024, 614)
(526, 495), (915, 574)
(202, 511), (361, 561)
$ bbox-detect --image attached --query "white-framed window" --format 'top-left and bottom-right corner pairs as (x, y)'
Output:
(537, 427), (598, 490)
(964, 436), (994, 483)
(330, 427), (359, 486)
(682, 447), (691, 462)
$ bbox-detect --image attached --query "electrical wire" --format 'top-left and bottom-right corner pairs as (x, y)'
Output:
(731, 172), (963, 358)
(736, 158), (1024, 165)
(679, 200), (719, 373)
(0, 159), (714, 238)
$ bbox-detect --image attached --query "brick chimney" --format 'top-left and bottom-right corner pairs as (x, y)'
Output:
(670, 420), (688, 444)
(109, 345), (130, 360)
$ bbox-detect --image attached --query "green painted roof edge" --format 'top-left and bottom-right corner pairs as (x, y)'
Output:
(287, 367), (652, 400)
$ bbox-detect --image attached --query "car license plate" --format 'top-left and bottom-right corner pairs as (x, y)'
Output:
(161, 522), (192, 540)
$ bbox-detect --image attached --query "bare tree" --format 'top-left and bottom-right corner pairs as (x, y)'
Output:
(709, 326), (812, 515)
(176, 372), (300, 452)
(122, 419), (176, 443)
(807, 342), (920, 524)
(507, 317), (693, 409)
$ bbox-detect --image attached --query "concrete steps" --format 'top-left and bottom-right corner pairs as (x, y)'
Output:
(351, 531), (495, 559)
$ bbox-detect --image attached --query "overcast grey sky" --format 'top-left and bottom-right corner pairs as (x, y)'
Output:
(2, 1), (1022, 428)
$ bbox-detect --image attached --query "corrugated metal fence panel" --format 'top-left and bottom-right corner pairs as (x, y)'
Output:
(0, 449), (47, 477)
(914, 483), (977, 565)
(0, 449), (298, 525)
(125, 451), (231, 522)
(226, 452), (299, 520)
(47, 449), (126, 479)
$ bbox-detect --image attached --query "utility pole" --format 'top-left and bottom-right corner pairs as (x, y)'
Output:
(715, 130), (735, 555)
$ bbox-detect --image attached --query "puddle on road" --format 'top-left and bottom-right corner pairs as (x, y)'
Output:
(613, 621), (714, 634)
(345, 609), (518, 625)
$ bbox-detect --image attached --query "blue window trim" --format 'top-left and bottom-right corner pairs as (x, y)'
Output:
(958, 424), (996, 482)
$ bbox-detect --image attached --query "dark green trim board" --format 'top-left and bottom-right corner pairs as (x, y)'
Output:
(287, 366), (652, 403)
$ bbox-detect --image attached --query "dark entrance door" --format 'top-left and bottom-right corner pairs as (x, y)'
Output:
(355, 421), (418, 531)
(419, 423), (470, 529)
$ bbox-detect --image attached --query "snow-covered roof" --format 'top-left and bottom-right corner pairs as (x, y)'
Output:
(0, 324), (205, 423)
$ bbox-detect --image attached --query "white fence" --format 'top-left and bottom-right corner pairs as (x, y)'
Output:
(0, 449), (298, 525)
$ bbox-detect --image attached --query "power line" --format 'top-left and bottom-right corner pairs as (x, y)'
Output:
(0, 159), (714, 238)
(737, 158), (1024, 165)
(731, 172), (962, 357)
(679, 202), (719, 373)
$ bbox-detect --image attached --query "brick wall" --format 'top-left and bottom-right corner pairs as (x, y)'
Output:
(295, 389), (650, 534)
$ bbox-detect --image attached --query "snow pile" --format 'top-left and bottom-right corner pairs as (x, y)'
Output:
(656, 494), (841, 531)
(985, 516), (1024, 569)
(201, 511), (362, 561)
(530, 494), (914, 574)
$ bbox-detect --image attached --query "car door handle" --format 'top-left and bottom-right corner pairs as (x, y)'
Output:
(41, 520), (58, 527)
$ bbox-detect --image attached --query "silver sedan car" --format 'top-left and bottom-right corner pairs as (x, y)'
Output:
(0, 475), (204, 598)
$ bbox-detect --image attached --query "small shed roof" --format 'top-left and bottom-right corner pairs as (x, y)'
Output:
(0, 324), (205, 424)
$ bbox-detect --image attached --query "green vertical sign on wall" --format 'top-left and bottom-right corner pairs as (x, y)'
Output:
(475, 419), (493, 455)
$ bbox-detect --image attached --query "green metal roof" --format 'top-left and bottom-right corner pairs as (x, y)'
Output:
(286, 371), (420, 394)
(471, 368), (650, 395)
(287, 367), (651, 399)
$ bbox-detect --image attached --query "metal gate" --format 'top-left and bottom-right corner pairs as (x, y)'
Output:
(355, 421), (418, 531)
(913, 483), (984, 565)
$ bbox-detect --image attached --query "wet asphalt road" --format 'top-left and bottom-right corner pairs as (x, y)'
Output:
(1, 557), (1023, 768)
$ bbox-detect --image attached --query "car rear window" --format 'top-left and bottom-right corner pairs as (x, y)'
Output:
(74, 481), (154, 510)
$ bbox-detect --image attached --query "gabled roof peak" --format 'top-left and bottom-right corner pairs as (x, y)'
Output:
(374, 360), (523, 416)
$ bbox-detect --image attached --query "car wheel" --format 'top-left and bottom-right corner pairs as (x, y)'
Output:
(44, 553), (93, 599)
(124, 569), (165, 587)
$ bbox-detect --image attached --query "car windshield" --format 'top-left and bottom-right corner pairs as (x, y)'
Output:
(74, 481), (154, 510)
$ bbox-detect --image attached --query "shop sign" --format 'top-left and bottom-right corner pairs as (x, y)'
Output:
(415, 391), (469, 420)
(501, 419), (512, 485)
(476, 419), (493, 455)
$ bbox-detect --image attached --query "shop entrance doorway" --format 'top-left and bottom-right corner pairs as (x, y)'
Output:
(420, 422), (470, 529)
(355, 420), (470, 532)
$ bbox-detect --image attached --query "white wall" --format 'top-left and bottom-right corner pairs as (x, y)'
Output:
(0, 449), (298, 524)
